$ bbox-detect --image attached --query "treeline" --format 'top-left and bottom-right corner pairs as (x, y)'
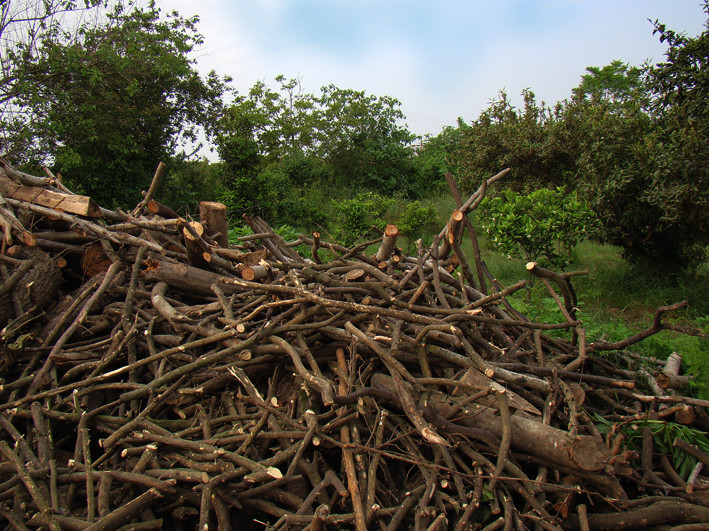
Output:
(1, 0), (707, 271)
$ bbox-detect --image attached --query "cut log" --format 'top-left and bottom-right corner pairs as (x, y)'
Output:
(147, 200), (179, 219)
(199, 201), (229, 248)
(438, 209), (464, 260)
(142, 258), (228, 296)
(212, 247), (267, 266)
(656, 351), (690, 389)
(432, 392), (610, 472)
(240, 264), (269, 282)
(375, 224), (399, 262)
(183, 221), (209, 269)
(0, 173), (102, 218)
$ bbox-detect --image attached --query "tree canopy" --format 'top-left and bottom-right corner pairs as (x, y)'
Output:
(454, 2), (709, 271)
(1, 0), (229, 207)
(215, 77), (422, 222)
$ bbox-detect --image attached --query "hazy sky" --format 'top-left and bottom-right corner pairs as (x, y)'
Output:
(159, 0), (707, 138)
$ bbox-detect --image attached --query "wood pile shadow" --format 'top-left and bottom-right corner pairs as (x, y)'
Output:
(2, 159), (709, 530)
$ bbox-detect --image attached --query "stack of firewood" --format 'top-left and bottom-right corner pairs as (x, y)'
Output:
(1, 159), (709, 530)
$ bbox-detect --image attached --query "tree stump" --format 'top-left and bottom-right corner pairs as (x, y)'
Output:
(0, 247), (62, 326)
(199, 201), (228, 248)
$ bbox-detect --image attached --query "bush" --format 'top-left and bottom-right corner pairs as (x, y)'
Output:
(398, 201), (438, 251)
(333, 192), (394, 247)
(156, 159), (224, 214)
(219, 152), (340, 229)
(480, 187), (594, 269)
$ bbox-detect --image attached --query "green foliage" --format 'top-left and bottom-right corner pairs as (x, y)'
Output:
(594, 415), (709, 479)
(316, 84), (418, 197)
(216, 77), (420, 210)
(1, 0), (108, 155)
(2, 1), (229, 208)
(557, 71), (708, 270)
(228, 222), (311, 259)
(155, 159), (224, 214)
(458, 89), (566, 194)
(397, 201), (438, 250)
(480, 188), (594, 268)
(412, 120), (469, 194)
(227, 224), (254, 244)
(649, 3), (709, 130)
(456, 3), (709, 273)
(219, 154), (331, 229)
(572, 60), (646, 104)
(333, 192), (394, 247)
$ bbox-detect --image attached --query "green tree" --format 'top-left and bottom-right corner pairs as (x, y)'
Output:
(313, 84), (417, 196)
(216, 78), (420, 226)
(559, 6), (709, 270)
(412, 118), (468, 193)
(480, 188), (593, 268)
(457, 89), (569, 194)
(457, 6), (709, 272)
(1, 0), (109, 159)
(554, 65), (654, 264)
(156, 158), (225, 214)
(223, 76), (317, 163)
(4, 1), (229, 207)
(571, 60), (645, 104)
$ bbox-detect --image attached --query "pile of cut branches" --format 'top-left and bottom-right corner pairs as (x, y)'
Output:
(1, 160), (709, 530)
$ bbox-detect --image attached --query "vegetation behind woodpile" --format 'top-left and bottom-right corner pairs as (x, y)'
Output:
(2, 1), (708, 384)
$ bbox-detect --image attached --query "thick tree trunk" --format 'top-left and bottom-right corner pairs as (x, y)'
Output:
(0, 172), (102, 218)
(199, 201), (229, 248)
(182, 221), (210, 269)
(0, 247), (62, 326)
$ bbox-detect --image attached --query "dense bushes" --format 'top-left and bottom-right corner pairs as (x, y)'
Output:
(480, 188), (594, 268)
(456, 5), (709, 273)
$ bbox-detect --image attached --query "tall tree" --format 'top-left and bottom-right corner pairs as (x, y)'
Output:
(314, 84), (416, 195)
(216, 78), (419, 211)
(563, 7), (708, 269)
(571, 60), (645, 104)
(0, 0), (108, 158)
(457, 89), (567, 194)
(3, 0), (229, 207)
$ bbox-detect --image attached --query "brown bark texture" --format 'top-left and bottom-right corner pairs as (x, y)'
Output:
(1, 160), (708, 529)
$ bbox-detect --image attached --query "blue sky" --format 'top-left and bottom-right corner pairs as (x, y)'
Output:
(161, 0), (707, 138)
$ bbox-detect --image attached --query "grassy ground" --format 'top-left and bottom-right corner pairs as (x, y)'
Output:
(471, 228), (709, 397)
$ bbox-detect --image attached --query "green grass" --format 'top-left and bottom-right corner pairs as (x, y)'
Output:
(474, 234), (709, 398)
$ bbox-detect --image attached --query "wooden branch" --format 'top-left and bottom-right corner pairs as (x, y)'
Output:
(132, 161), (166, 216)
(375, 224), (399, 262)
(564, 500), (709, 531)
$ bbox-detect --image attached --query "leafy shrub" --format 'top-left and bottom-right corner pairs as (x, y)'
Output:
(156, 159), (224, 214)
(594, 415), (709, 479)
(219, 177), (258, 218)
(398, 201), (438, 250)
(480, 187), (594, 269)
(333, 192), (394, 247)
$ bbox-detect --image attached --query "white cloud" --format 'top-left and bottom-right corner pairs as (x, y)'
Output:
(158, 0), (707, 140)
